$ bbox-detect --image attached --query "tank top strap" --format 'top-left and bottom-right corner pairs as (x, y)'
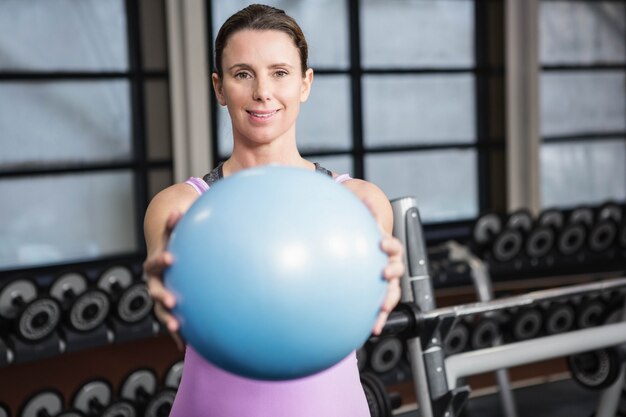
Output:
(202, 162), (225, 187)
(199, 162), (338, 189)
(314, 162), (333, 178)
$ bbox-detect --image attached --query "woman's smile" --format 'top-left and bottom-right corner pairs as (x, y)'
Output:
(212, 29), (313, 146)
(246, 109), (280, 122)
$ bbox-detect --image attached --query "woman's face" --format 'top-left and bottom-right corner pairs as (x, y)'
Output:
(213, 29), (313, 148)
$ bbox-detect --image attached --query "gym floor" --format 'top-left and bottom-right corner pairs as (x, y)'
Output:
(396, 377), (601, 417)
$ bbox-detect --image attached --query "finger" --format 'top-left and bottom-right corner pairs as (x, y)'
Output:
(381, 280), (401, 313)
(381, 236), (403, 257)
(148, 281), (176, 309)
(154, 302), (179, 330)
(164, 314), (180, 333)
(154, 303), (184, 351)
(143, 252), (174, 276)
(171, 331), (185, 352)
(372, 311), (390, 336)
(383, 261), (405, 281)
(371, 280), (401, 336)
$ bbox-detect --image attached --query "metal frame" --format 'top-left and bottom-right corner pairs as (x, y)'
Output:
(445, 321), (626, 389)
(444, 241), (518, 417)
(390, 196), (626, 417)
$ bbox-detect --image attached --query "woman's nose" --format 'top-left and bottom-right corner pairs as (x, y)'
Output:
(252, 77), (271, 101)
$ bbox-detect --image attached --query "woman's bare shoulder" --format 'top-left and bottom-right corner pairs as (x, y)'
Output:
(341, 178), (393, 233)
(146, 182), (201, 219)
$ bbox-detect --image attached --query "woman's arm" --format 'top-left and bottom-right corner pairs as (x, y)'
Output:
(343, 179), (405, 335)
(143, 183), (199, 347)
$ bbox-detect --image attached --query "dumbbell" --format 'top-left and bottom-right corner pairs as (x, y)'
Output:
(0, 279), (61, 343)
(524, 209), (563, 260)
(469, 316), (500, 350)
(436, 260), (471, 287)
(19, 390), (84, 417)
(575, 297), (606, 329)
(598, 202), (623, 225)
(568, 299), (626, 390)
(97, 266), (153, 325)
(49, 272), (110, 333)
(443, 320), (470, 355)
(471, 213), (502, 255)
(508, 307), (543, 341)
(0, 336), (13, 367)
(557, 207), (593, 256)
(618, 386), (626, 417)
(356, 346), (368, 372)
(368, 337), (404, 374)
(360, 372), (402, 417)
(491, 209), (533, 263)
(568, 347), (623, 390)
(587, 202), (622, 253)
(164, 360), (184, 390)
(617, 203), (626, 249)
(543, 302), (575, 335)
(538, 209), (565, 231)
(120, 368), (176, 417)
(72, 380), (136, 417)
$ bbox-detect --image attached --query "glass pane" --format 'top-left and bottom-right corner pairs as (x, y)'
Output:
(0, 81), (132, 168)
(541, 139), (626, 208)
(298, 76), (351, 153)
(541, 71), (626, 136)
(361, 0), (474, 68)
(145, 80), (171, 160)
(0, 172), (137, 270)
(140, 0), (168, 70)
(365, 150), (478, 222)
(217, 76), (352, 157)
(0, 0), (128, 71)
(540, 2), (626, 65)
(313, 155), (353, 178)
(212, 0), (349, 70)
(363, 74), (475, 146)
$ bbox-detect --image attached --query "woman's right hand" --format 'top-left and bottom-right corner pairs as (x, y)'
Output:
(143, 210), (185, 350)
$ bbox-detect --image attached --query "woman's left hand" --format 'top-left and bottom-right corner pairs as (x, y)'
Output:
(372, 233), (405, 335)
(351, 185), (405, 335)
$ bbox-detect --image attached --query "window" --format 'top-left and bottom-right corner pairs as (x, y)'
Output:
(0, 0), (172, 271)
(539, 1), (626, 208)
(208, 0), (505, 232)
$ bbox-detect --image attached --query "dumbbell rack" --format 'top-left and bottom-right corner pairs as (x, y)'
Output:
(0, 256), (184, 416)
(472, 204), (626, 283)
(389, 197), (626, 417)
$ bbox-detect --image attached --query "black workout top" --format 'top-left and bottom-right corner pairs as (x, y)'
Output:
(202, 162), (333, 187)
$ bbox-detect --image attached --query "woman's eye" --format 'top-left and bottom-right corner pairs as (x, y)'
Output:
(275, 70), (288, 78)
(235, 72), (251, 80)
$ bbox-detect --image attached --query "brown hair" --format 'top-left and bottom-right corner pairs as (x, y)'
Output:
(214, 4), (309, 78)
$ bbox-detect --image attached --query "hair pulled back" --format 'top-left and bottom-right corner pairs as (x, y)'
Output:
(214, 4), (309, 78)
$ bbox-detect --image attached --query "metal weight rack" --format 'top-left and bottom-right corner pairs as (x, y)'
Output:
(388, 196), (626, 417)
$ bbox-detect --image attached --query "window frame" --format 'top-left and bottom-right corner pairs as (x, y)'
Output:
(0, 0), (171, 273)
(538, 0), (626, 209)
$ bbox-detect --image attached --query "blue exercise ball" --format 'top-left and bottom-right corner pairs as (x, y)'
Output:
(165, 165), (387, 380)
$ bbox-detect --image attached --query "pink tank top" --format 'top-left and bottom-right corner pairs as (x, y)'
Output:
(169, 169), (370, 417)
